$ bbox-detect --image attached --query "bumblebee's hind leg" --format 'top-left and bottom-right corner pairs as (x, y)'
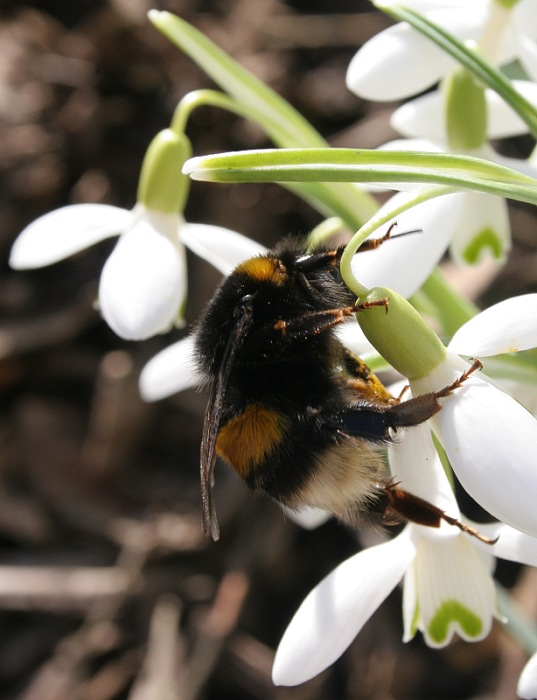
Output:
(375, 480), (497, 544)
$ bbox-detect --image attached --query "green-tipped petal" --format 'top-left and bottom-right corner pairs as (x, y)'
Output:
(412, 533), (496, 647)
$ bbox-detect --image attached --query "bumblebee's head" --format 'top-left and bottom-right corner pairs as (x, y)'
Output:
(195, 245), (351, 378)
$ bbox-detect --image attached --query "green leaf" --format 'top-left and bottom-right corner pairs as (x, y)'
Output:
(184, 147), (537, 206)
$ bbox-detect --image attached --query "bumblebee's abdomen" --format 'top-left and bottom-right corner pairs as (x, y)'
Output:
(215, 404), (290, 479)
(215, 401), (387, 521)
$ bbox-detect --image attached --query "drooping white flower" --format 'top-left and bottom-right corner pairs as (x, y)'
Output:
(346, 0), (537, 267)
(410, 293), (537, 539)
(346, 0), (537, 101)
(10, 202), (256, 341)
(272, 421), (537, 686)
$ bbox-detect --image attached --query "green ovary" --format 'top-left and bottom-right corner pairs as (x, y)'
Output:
(428, 600), (483, 644)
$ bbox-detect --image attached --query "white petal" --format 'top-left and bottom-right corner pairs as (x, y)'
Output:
(487, 81), (537, 138)
(272, 533), (415, 686)
(413, 533), (496, 647)
(476, 522), (537, 568)
(390, 91), (446, 142)
(139, 336), (202, 401)
(514, 1), (537, 82)
(388, 422), (460, 532)
(449, 294), (537, 356)
(10, 204), (132, 269)
(346, 22), (454, 101)
(280, 505), (331, 530)
(351, 191), (464, 297)
(449, 191), (510, 265)
(99, 219), (186, 340)
(335, 321), (374, 356)
(518, 651), (537, 700)
(346, 8), (486, 101)
(402, 555), (419, 642)
(518, 32), (537, 83)
(180, 223), (265, 276)
(415, 355), (537, 538)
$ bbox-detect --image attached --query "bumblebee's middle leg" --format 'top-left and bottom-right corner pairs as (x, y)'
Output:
(385, 359), (483, 430)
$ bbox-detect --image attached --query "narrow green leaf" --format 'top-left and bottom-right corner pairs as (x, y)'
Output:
(184, 147), (537, 206)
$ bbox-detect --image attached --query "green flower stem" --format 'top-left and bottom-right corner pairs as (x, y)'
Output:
(183, 148), (537, 206)
(496, 583), (537, 656)
(377, 3), (537, 139)
(149, 11), (377, 229)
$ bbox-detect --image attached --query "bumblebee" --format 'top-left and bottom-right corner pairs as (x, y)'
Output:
(195, 233), (485, 542)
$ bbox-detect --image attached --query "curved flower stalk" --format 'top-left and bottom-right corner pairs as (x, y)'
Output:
(346, 0), (537, 102)
(9, 129), (259, 341)
(272, 420), (537, 686)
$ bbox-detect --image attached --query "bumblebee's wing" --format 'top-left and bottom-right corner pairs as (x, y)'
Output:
(200, 376), (224, 541)
(200, 297), (254, 541)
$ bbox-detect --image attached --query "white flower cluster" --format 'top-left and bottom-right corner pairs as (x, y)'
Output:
(8, 3), (537, 697)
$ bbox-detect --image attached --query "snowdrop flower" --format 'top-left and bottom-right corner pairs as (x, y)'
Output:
(346, 0), (537, 102)
(358, 287), (537, 539)
(346, 0), (537, 267)
(9, 128), (259, 341)
(273, 421), (537, 686)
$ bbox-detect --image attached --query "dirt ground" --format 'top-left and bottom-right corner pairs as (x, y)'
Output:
(0, 1), (536, 699)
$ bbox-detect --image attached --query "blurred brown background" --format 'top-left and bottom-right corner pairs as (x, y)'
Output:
(0, 1), (536, 698)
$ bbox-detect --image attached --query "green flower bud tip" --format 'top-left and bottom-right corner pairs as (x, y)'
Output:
(357, 287), (446, 380)
(137, 129), (193, 214)
(445, 66), (487, 152)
